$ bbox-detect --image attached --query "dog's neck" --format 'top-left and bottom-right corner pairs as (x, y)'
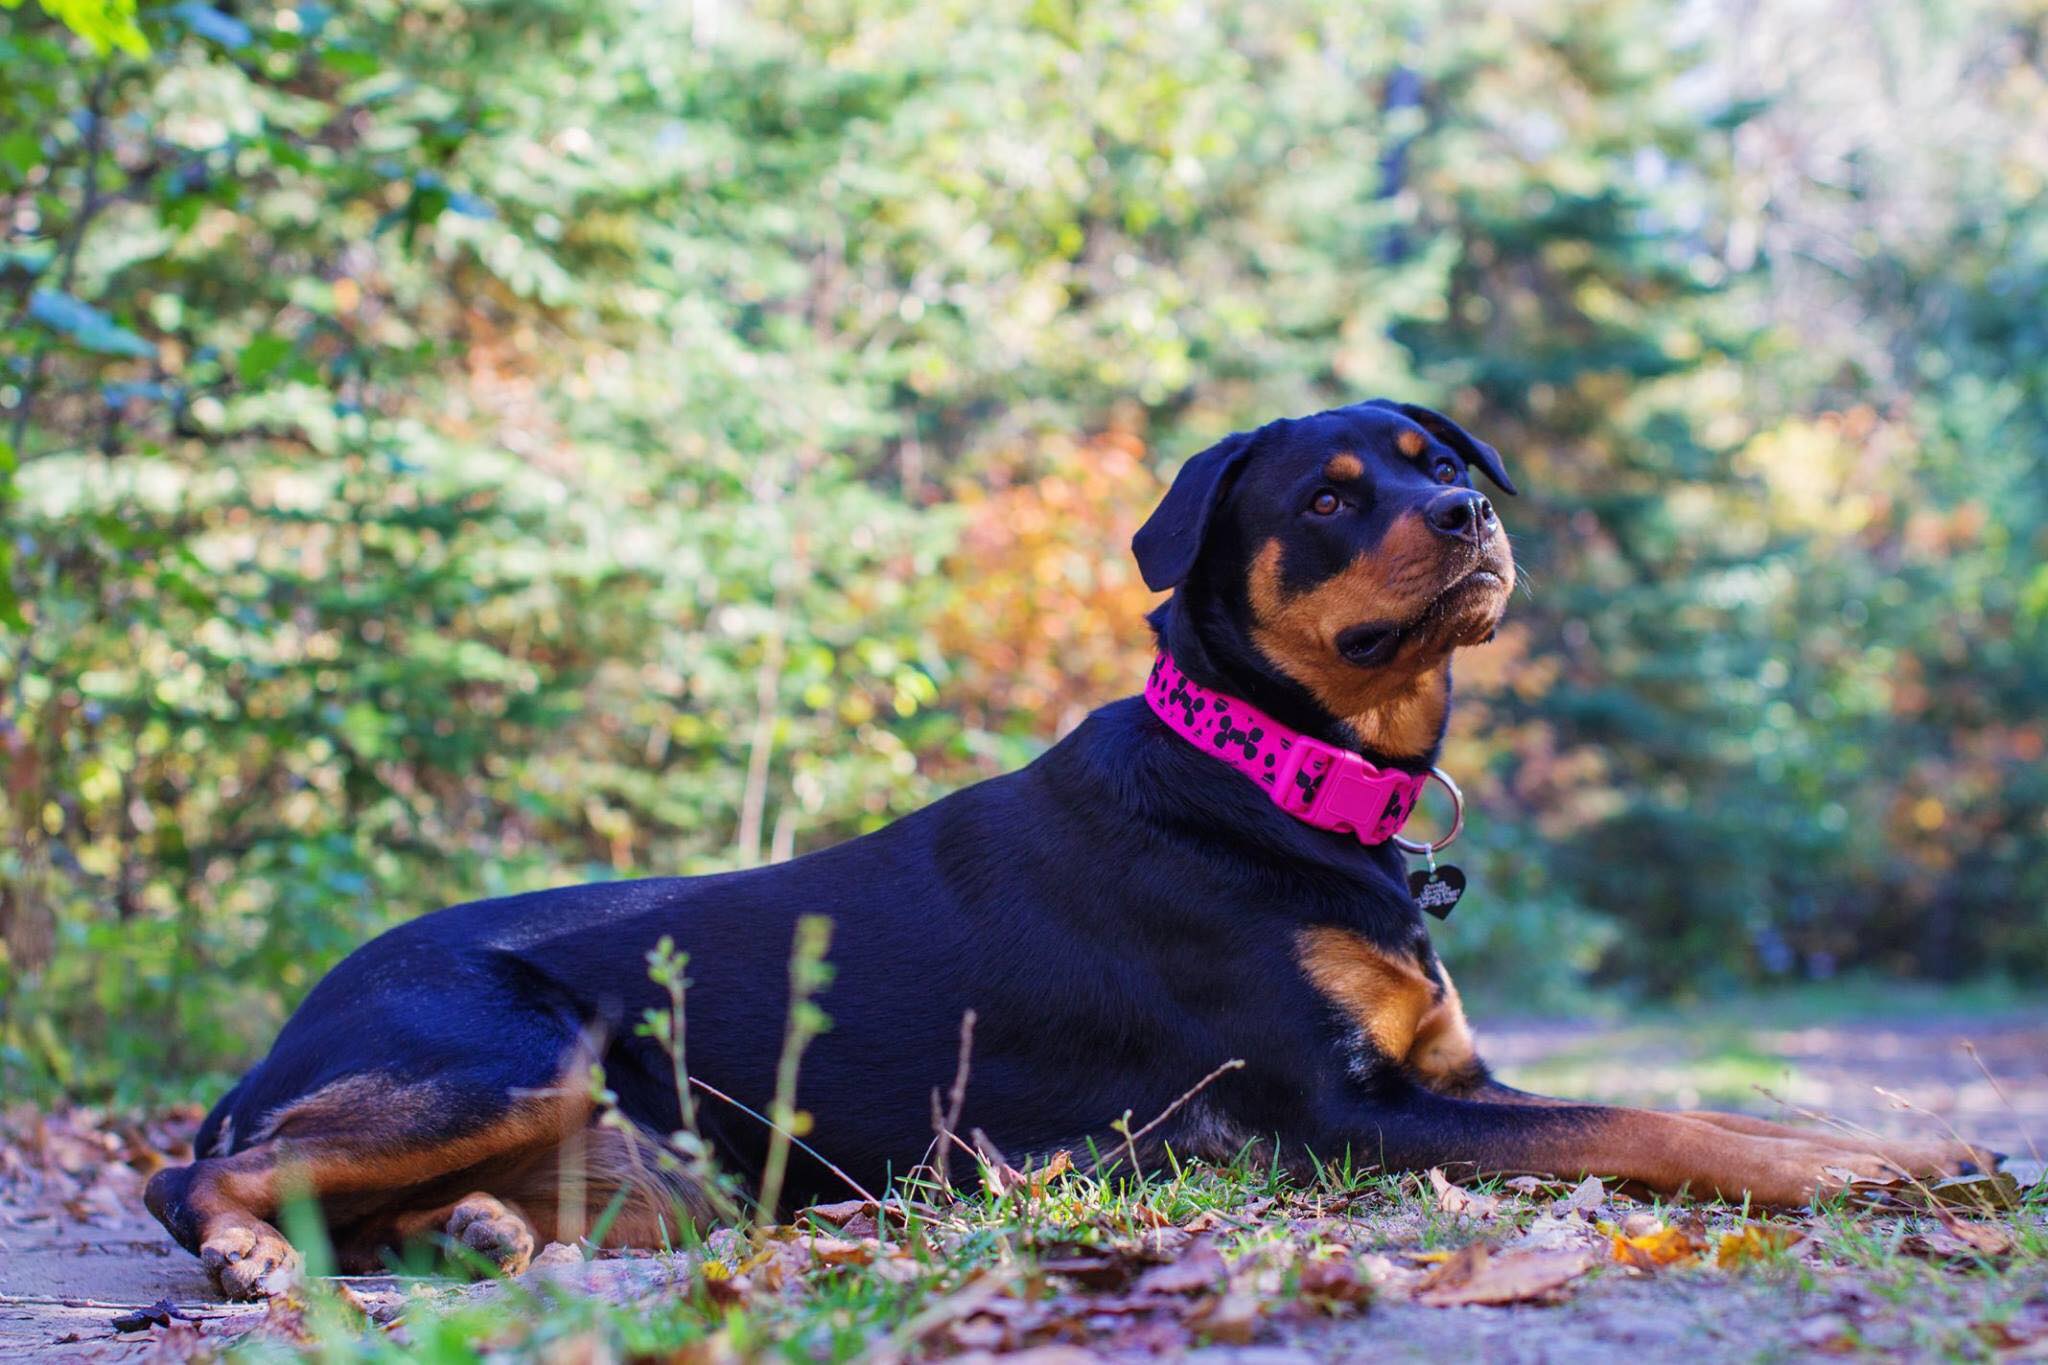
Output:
(1147, 594), (1450, 772)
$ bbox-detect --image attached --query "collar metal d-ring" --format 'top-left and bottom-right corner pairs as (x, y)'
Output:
(1392, 766), (1464, 856)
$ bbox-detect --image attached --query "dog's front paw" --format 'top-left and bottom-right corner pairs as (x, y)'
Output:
(446, 1193), (536, 1276)
(1788, 1145), (1932, 1204)
(1874, 1138), (2007, 1180)
(200, 1221), (301, 1300)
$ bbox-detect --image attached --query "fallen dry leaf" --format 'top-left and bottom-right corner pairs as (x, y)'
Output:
(1795, 1312), (1859, 1354)
(1038, 1248), (1142, 1291)
(137, 1319), (210, 1364)
(1428, 1167), (1504, 1219)
(1973, 1305), (2048, 1350)
(1130, 1203), (1173, 1229)
(1028, 1150), (1075, 1192)
(802, 1234), (877, 1267)
(1608, 1221), (1707, 1271)
(1132, 1238), (1228, 1296)
(979, 1148), (1075, 1200)
(1901, 1209), (2015, 1262)
(1189, 1285), (1260, 1344)
(1295, 1255), (1373, 1308)
(110, 1298), (189, 1334)
(1558, 1175), (1608, 1216)
(1414, 1244), (1595, 1307)
(1184, 1196), (1273, 1233)
(800, 1199), (874, 1226)
(1715, 1223), (1807, 1268)
(1921, 1171), (2026, 1212)
(1514, 1207), (1606, 1255)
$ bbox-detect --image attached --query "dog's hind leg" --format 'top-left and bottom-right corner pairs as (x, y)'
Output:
(146, 1065), (591, 1298)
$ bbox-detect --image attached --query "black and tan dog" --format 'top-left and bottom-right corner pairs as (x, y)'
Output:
(148, 399), (1992, 1297)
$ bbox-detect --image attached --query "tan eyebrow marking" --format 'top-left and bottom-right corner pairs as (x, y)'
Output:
(1396, 430), (1426, 457)
(1323, 452), (1364, 481)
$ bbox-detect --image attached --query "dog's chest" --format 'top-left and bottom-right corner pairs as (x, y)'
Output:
(1292, 925), (1478, 1085)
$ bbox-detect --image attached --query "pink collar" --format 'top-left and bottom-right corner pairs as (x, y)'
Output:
(1144, 652), (1429, 846)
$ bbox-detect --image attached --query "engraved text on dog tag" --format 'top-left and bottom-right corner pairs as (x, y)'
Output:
(1409, 864), (1466, 920)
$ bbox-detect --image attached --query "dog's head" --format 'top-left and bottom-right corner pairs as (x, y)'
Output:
(1134, 399), (1516, 763)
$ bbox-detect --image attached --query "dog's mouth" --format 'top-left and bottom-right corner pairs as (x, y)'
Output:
(1334, 568), (1508, 668)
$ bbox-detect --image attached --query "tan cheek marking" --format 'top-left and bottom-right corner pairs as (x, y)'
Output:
(1397, 430), (1426, 457)
(1297, 926), (1436, 1060)
(1323, 452), (1364, 481)
(1244, 530), (1454, 754)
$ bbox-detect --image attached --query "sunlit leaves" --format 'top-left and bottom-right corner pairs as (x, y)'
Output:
(5, 0), (145, 56)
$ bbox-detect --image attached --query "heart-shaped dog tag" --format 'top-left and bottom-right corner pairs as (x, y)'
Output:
(1408, 864), (1466, 920)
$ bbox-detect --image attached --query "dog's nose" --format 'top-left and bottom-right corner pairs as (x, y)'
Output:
(1426, 490), (1495, 541)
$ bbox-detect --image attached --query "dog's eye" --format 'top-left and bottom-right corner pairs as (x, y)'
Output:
(1432, 460), (1460, 485)
(1310, 490), (1342, 515)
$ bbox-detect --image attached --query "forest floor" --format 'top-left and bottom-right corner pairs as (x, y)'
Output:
(3, 993), (2045, 1362)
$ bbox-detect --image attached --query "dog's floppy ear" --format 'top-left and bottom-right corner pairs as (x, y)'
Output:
(1132, 429), (1260, 592)
(1369, 399), (1518, 496)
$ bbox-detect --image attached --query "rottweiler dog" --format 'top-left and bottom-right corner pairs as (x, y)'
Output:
(147, 399), (1993, 1298)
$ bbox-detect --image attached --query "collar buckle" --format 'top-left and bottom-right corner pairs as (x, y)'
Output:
(1274, 738), (1411, 844)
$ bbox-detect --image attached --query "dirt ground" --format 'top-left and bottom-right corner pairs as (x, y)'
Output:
(4, 1007), (2044, 1361)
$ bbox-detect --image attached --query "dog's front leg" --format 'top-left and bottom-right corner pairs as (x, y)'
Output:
(1447, 1078), (1996, 1181)
(1341, 1083), (1967, 1208)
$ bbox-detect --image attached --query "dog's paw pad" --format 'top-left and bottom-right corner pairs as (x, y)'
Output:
(200, 1222), (301, 1300)
(446, 1194), (536, 1275)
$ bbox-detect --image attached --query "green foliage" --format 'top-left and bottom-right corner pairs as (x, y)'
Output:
(1, 0), (2044, 1100)
(2, 0), (145, 56)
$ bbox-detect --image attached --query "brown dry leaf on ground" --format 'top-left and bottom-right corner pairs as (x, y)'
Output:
(1715, 1222), (1809, 1267)
(1184, 1196), (1273, 1233)
(1974, 1301), (2048, 1352)
(799, 1198), (874, 1226)
(797, 1234), (878, 1267)
(1413, 1243), (1596, 1307)
(1559, 1175), (1609, 1216)
(1796, 1311), (1861, 1354)
(1848, 1169), (2027, 1213)
(925, 1236), (1262, 1356)
(976, 1148), (1074, 1200)
(1510, 1180), (1615, 1255)
(1900, 1209), (2016, 1263)
(1294, 1253), (1374, 1309)
(1428, 1167), (1505, 1219)
(1130, 1238), (1228, 1296)
(0, 1105), (200, 1234)
(137, 1319), (210, 1363)
(1188, 1284), (1261, 1344)
(110, 1298), (193, 1334)
(1607, 1220), (1710, 1271)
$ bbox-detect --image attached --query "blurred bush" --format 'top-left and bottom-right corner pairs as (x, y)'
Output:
(1, 0), (2042, 1098)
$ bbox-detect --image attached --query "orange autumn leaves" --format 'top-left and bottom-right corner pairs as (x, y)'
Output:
(933, 431), (1163, 746)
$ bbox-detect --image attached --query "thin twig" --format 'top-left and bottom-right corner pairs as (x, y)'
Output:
(931, 1008), (976, 1192)
(1960, 1038), (2041, 1165)
(1098, 1058), (1245, 1177)
(1122, 1057), (1246, 1152)
(687, 1074), (878, 1206)
(1750, 1083), (1967, 1210)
